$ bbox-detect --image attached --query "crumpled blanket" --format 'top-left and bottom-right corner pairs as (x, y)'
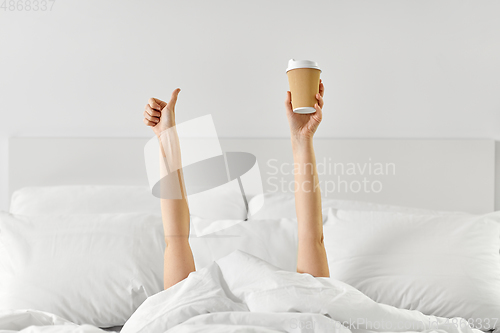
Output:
(0, 250), (487, 333)
(121, 250), (478, 333)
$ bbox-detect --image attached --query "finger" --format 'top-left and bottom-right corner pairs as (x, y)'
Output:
(316, 93), (324, 109)
(143, 110), (160, 123)
(148, 98), (166, 111)
(319, 80), (324, 97)
(145, 104), (161, 118)
(285, 91), (293, 115)
(143, 118), (157, 127)
(314, 102), (323, 121)
(167, 88), (181, 111)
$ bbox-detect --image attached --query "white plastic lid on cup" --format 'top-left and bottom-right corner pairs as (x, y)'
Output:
(286, 59), (322, 73)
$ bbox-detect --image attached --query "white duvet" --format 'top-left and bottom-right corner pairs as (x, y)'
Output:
(0, 250), (484, 333)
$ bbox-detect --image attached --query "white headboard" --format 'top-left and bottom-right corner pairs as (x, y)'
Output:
(8, 137), (495, 214)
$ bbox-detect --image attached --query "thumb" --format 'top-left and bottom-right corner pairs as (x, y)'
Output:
(167, 88), (181, 110)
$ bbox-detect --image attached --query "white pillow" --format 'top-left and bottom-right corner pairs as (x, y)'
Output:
(9, 184), (247, 220)
(324, 208), (500, 330)
(247, 192), (463, 221)
(189, 216), (298, 272)
(0, 211), (297, 327)
(0, 211), (165, 327)
(9, 186), (159, 216)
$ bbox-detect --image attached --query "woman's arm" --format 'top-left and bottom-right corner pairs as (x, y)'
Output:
(143, 89), (196, 290)
(285, 80), (330, 277)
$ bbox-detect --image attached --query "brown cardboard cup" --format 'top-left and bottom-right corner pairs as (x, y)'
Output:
(286, 59), (322, 114)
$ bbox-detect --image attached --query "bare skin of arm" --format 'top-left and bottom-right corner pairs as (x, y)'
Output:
(285, 79), (330, 277)
(142, 81), (329, 290)
(143, 89), (196, 290)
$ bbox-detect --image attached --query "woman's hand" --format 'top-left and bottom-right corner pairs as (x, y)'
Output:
(143, 88), (181, 137)
(285, 79), (324, 142)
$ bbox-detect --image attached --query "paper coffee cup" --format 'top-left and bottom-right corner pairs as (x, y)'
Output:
(286, 59), (322, 114)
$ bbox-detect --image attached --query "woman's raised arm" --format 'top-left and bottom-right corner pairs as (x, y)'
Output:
(143, 88), (196, 290)
(285, 80), (330, 277)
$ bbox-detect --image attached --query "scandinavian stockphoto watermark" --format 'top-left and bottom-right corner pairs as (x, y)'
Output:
(267, 157), (396, 196)
(143, 115), (264, 237)
(339, 317), (497, 331)
(287, 316), (497, 332)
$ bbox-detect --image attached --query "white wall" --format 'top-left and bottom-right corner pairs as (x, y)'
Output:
(1, 0), (500, 211)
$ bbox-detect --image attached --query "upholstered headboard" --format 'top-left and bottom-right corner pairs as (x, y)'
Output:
(8, 137), (495, 214)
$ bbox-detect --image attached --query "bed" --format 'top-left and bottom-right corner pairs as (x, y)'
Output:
(0, 137), (498, 333)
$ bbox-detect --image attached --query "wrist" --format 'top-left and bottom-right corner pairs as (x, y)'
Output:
(291, 136), (314, 159)
(156, 125), (178, 139)
(291, 135), (313, 149)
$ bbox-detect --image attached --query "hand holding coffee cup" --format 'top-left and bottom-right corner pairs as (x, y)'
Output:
(285, 77), (324, 141)
(286, 59), (322, 114)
